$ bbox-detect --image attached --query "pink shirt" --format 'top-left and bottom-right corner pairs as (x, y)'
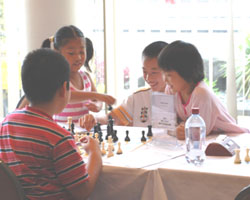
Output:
(54, 70), (92, 123)
(167, 81), (249, 135)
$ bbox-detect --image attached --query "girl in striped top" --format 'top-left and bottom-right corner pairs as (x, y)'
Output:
(18, 25), (116, 123)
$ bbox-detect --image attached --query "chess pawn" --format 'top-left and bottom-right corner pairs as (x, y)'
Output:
(113, 130), (118, 143)
(67, 116), (72, 131)
(116, 142), (123, 155)
(147, 125), (153, 139)
(141, 130), (147, 144)
(245, 148), (250, 162)
(107, 144), (114, 158)
(101, 142), (106, 156)
(95, 133), (100, 143)
(125, 130), (130, 144)
(107, 136), (114, 151)
(234, 149), (241, 164)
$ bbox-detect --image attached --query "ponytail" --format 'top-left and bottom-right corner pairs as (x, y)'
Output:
(41, 38), (51, 48)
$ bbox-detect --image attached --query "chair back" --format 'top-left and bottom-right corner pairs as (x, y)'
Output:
(0, 159), (26, 200)
(235, 185), (250, 200)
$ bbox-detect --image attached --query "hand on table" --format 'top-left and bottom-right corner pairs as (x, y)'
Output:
(176, 122), (185, 140)
(79, 114), (96, 131)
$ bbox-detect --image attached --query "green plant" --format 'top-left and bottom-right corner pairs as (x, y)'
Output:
(236, 34), (250, 99)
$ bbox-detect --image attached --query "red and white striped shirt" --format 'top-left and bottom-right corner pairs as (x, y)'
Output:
(54, 70), (92, 123)
(0, 106), (89, 200)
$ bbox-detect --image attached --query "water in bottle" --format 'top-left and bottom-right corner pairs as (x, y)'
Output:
(185, 107), (206, 165)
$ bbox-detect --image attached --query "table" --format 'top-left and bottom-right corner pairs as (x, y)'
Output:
(78, 126), (250, 200)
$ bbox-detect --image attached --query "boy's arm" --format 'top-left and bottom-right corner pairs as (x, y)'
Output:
(67, 137), (102, 200)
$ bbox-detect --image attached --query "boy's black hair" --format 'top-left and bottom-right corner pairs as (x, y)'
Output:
(142, 41), (168, 58)
(21, 48), (70, 104)
(158, 40), (204, 84)
(41, 25), (85, 50)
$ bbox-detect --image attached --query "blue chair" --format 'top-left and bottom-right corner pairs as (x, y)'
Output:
(235, 185), (250, 200)
(0, 159), (26, 200)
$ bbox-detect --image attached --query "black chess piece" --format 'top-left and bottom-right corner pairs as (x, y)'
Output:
(147, 125), (153, 138)
(94, 125), (99, 134)
(106, 124), (111, 140)
(141, 130), (147, 143)
(108, 105), (113, 111)
(71, 123), (75, 135)
(96, 122), (101, 132)
(125, 130), (130, 142)
(98, 130), (103, 143)
(113, 130), (118, 143)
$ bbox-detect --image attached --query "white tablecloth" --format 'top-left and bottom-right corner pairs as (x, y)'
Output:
(77, 126), (250, 200)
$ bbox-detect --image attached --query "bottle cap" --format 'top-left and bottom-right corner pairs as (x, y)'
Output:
(192, 107), (199, 114)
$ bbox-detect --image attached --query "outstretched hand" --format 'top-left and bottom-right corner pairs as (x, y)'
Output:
(100, 94), (116, 105)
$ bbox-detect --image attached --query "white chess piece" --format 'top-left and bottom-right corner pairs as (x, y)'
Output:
(107, 144), (114, 158)
(245, 148), (250, 162)
(234, 149), (241, 164)
(116, 142), (123, 155)
(67, 116), (72, 131)
(101, 142), (106, 156)
(95, 133), (99, 143)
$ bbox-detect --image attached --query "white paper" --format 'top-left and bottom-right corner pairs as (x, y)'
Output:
(151, 92), (177, 131)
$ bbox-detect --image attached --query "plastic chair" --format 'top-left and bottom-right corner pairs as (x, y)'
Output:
(0, 159), (26, 200)
(235, 185), (250, 200)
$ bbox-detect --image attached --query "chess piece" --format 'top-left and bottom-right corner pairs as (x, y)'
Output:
(98, 131), (103, 143)
(107, 136), (114, 151)
(107, 144), (114, 158)
(94, 125), (99, 134)
(125, 130), (130, 143)
(101, 142), (106, 156)
(106, 124), (112, 140)
(147, 125), (153, 138)
(116, 142), (123, 155)
(245, 148), (250, 162)
(67, 116), (72, 132)
(113, 130), (118, 143)
(108, 105), (113, 111)
(141, 130), (147, 144)
(71, 122), (75, 135)
(234, 149), (241, 164)
(95, 133), (99, 143)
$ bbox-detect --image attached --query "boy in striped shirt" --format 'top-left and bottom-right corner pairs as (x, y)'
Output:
(0, 48), (102, 200)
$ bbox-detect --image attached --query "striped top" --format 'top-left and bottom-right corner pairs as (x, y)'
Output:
(0, 106), (89, 200)
(54, 70), (92, 123)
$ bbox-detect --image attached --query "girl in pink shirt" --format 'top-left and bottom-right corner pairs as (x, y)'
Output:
(158, 40), (249, 140)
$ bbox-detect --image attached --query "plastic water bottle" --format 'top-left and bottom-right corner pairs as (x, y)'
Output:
(185, 107), (206, 165)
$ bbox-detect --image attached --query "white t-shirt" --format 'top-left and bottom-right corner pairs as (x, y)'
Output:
(112, 88), (152, 127)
